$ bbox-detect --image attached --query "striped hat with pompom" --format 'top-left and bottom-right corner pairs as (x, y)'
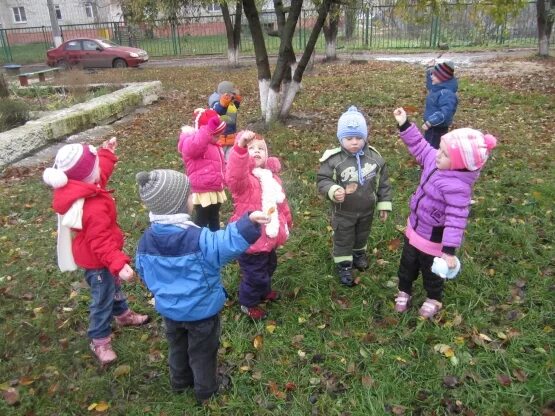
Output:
(442, 128), (497, 171)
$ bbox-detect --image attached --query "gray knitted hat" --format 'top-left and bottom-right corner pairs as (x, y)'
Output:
(136, 169), (190, 215)
(217, 80), (238, 95)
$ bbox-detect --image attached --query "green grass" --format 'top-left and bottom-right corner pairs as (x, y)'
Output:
(0, 60), (554, 415)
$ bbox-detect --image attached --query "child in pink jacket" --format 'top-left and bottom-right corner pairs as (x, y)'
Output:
(225, 131), (293, 320)
(178, 108), (227, 231)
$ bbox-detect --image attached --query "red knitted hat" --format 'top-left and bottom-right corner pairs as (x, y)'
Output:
(432, 61), (455, 82)
(193, 108), (226, 135)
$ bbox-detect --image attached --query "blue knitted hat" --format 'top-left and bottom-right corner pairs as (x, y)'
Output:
(337, 106), (368, 142)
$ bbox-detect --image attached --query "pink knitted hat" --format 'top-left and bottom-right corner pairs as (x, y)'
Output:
(442, 128), (497, 171)
(43, 144), (99, 188)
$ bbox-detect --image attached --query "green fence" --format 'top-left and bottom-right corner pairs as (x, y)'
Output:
(0, 2), (546, 66)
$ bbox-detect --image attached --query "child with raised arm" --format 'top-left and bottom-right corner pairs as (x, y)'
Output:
(208, 80), (242, 160)
(135, 169), (268, 403)
(317, 106), (392, 287)
(392, 107), (497, 319)
(42, 139), (148, 366)
(225, 131), (293, 320)
(178, 108), (227, 231)
(422, 59), (458, 149)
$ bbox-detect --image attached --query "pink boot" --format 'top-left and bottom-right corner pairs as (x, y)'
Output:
(115, 309), (149, 327)
(394, 291), (411, 313)
(419, 298), (443, 319)
(90, 336), (117, 365)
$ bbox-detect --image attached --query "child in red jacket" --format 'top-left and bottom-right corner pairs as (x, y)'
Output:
(43, 138), (148, 365)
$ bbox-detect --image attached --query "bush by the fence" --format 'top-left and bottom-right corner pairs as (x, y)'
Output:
(0, 99), (29, 132)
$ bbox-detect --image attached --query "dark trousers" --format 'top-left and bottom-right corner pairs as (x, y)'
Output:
(238, 250), (277, 307)
(164, 314), (221, 402)
(397, 237), (444, 301)
(424, 126), (449, 149)
(332, 212), (374, 261)
(194, 203), (221, 231)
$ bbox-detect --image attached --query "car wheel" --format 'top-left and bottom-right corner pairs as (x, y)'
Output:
(57, 60), (71, 70)
(113, 58), (128, 68)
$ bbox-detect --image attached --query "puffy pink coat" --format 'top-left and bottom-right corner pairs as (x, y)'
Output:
(226, 144), (292, 254)
(178, 126), (225, 193)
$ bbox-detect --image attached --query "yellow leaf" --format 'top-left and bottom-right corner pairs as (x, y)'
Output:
(253, 335), (264, 350)
(543, 326), (552, 333)
(479, 333), (493, 342)
(222, 340), (231, 348)
(266, 323), (276, 334)
(317, 324), (326, 329)
(94, 401), (110, 412)
(19, 376), (35, 386)
(297, 350), (306, 358)
(298, 316), (307, 324)
(88, 403), (98, 411)
(454, 337), (465, 346)
(239, 365), (250, 372)
(395, 356), (407, 363)
(496, 332), (507, 340)
(113, 364), (131, 378)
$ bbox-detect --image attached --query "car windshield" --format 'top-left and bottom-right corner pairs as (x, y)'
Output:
(97, 39), (119, 48)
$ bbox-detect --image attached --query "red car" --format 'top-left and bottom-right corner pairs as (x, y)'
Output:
(46, 38), (149, 69)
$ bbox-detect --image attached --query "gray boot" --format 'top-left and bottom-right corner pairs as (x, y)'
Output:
(353, 251), (369, 271)
(336, 262), (355, 287)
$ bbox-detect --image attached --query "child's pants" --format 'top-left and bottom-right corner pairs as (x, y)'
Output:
(164, 314), (221, 402)
(424, 126), (448, 149)
(238, 250), (277, 307)
(332, 212), (374, 263)
(85, 268), (129, 339)
(397, 237), (444, 301)
(194, 203), (221, 231)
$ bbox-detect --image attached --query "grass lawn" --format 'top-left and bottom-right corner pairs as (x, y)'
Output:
(0, 56), (554, 415)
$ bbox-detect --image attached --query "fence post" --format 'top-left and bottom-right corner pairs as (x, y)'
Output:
(364, 8), (369, 46)
(0, 29), (13, 63)
(429, 14), (439, 48)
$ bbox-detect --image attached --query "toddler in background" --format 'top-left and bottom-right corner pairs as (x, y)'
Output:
(317, 106), (392, 287)
(225, 130), (293, 320)
(392, 107), (497, 319)
(43, 139), (148, 366)
(178, 108), (227, 231)
(209, 80), (242, 159)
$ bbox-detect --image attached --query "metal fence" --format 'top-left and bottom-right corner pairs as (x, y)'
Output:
(0, 2), (545, 66)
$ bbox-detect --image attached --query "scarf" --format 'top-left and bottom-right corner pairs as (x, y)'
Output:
(57, 198), (85, 272)
(354, 149), (365, 185)
(252, 167), (285, 238)
(149, 212), (198, 229)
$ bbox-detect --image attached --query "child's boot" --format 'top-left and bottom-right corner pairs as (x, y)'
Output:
(419, 298), (442, 319)
(90, 336), (117, 365)
(264, 291), (280, 302)
(352, 251), (369, 271)
(394, 291), (411, 313)
(115, 309), (149, 327)
(336, 262), (355, 287)
(241, 305), (267, 320)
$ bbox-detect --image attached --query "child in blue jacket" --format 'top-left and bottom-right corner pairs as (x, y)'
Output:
(135, 169), (269, 403)
(422, 60), (458, 149)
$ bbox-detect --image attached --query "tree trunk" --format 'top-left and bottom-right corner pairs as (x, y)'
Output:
(536, 0), (554, 56)
(242, 0), (272, 116)
(266, 0), (303, 123)
(323, 4), (340, 61)
(344, 7), (357, 40)
(221, 1), (242, 66)
(280, 0), (333, 118)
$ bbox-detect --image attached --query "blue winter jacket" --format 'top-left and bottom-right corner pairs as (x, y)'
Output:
(136, 213), (260, 322)
(424, 71), (458, 128)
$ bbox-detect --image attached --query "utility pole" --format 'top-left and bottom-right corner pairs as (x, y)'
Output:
(47, 0), (62, 47)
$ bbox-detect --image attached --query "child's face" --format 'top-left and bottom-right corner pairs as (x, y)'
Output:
(431, 73), (440, 85)
(248, 140), (267, 167)
(342, 136), (365, 154)
(436, 140), (451, 170)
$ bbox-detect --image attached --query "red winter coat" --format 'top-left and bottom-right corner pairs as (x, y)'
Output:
(51, 149), (130, 276)
(225, 144), (292, 254)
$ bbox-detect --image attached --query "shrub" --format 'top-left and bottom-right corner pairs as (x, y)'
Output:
(0, 99), (29, 132)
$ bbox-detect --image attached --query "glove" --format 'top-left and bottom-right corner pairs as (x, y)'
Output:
(234, 94), (243, 104)
(393, 108), (407, 126)
(220, 93), (233, 107)
(207, 116), (225, 135)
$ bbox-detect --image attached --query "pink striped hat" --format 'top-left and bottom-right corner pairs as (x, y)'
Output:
(442, 128), (497, 171)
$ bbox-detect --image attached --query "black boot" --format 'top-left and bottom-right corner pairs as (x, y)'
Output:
(336, 262), (355, 287)
(353, 251), (369, 271)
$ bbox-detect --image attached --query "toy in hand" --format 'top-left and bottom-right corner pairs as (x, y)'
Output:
(431, 256), (461, 279)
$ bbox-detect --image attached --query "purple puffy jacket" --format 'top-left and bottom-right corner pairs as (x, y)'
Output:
(400, 123), (480, 255)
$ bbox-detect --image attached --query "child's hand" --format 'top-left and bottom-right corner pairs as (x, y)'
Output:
(249, 211), (271, 224)
(393, 108), (407, 126)
(421, 122), (430, 131)
(234, 94), (243, 103)
(237, 130), (256, 147)
(119, 264), (135, 281)
(425, 58), (436, 68)
(102, 137), (117, 153)
(334, 187), (346, 202)
(220, 93), (233, 107)
(379, 210), (388, 221)
(441, 253), (457, 269)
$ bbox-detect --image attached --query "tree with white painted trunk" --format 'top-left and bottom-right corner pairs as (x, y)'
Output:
(221, 1), (243, 66)
(243, 0), (335, 123)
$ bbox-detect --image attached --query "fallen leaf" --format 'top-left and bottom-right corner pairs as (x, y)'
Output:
(497, 374), (512, 386)
(113, 364), (131, 378)
(361, 375), (375, 387)
(443, 375), (459, 388)
(253, 335), (264, 350)
(512, 368), (527, 382)
(2, 387), (19, 406)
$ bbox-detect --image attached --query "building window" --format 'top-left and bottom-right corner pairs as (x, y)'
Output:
(12, 7), (27, 23)
(85, 2), (94, 18)
(206, 2), (221, 12)
(55, 5), (63, 20)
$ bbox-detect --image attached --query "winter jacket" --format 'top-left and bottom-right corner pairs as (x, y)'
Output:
(424, 70), (458, 128)
(136, 213), (261, 322)
(400, 123), (480, 255)
(209, 91), (240, 139)
(317, 145), (392, 216)
(178, 125), (226, 193)
(225, 144), (292, 254)
(51, 149), (130, 277)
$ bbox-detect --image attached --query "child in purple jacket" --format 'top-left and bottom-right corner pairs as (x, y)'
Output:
(392, 107), (497, 319)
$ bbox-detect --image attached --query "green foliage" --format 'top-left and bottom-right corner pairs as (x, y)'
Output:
(0, 98), (29, 131)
